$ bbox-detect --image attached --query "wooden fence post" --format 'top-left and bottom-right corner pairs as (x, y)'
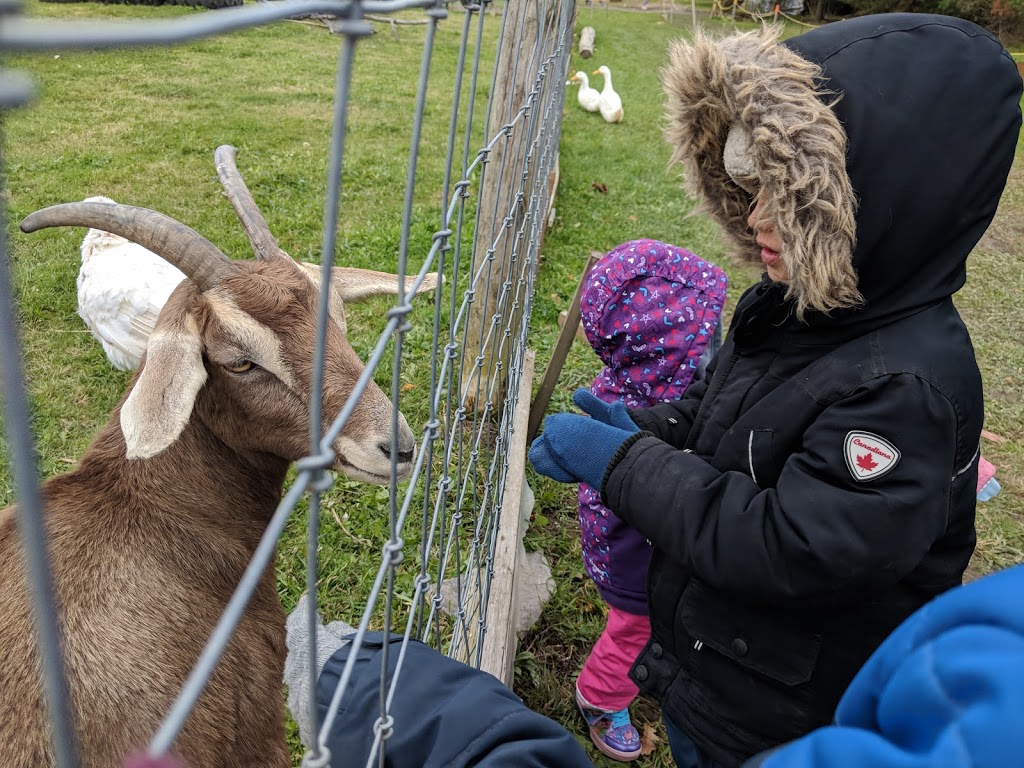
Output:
(480, 350), (536, 684)
(461, 0), (557, 416)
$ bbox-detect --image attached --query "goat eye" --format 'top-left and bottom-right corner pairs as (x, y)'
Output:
(225, 360), (255, 374)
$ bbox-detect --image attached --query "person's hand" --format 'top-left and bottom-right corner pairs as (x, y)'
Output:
(283, 594), (356, 749)
(573, 388), (639, 433)
(528, 413), (636, 490)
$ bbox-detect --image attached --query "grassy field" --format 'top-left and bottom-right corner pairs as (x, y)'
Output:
(0, 2), (1021, 766)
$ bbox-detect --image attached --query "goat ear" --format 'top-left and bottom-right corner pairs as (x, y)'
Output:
(120, 313), (207, 460)
(329, 267), (441, 303)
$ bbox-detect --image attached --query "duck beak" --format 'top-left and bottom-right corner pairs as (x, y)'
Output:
(591, 69), (600, 75)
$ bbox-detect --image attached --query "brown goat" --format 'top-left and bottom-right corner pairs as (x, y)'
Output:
(0, 146), (436, 767)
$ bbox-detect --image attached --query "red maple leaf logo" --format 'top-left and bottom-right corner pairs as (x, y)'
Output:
(856, 452), (878, 471)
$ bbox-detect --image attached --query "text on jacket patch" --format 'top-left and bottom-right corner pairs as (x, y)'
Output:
(844, 431), (901, 482)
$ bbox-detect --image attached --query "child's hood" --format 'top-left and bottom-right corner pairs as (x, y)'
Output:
(662, 14), (1022, 329)
(581, 239), (727, 404)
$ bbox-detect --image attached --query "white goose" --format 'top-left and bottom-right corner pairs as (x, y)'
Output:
(567, 71), (601, 113)
(592, 65), (624, 123)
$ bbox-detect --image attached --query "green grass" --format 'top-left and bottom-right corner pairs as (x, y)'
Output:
(0, 2), (1021, 767)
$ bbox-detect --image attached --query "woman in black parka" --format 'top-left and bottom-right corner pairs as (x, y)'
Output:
(529, 14), (1022, 768)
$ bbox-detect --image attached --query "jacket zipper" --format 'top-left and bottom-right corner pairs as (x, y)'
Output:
(684, 351), (740, 452)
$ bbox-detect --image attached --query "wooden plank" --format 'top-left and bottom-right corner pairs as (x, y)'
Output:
(480, 349), (536, 685)
(526, 252), (600, 443)
(557, 309), (589, 345)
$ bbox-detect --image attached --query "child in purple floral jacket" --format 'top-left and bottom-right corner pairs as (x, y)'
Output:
(574, 239), (726, 762)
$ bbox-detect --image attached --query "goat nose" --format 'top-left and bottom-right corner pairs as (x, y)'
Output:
(379, 441), (414, 464)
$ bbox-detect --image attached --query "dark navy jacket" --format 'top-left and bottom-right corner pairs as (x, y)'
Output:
(315, 632), (592, 767)
(600, 15), (1022, 766)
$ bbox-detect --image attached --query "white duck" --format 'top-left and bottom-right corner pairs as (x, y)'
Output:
(567, 71), (601, 113)
(592, 65), (624, 124)
(76, 195), (186, 371)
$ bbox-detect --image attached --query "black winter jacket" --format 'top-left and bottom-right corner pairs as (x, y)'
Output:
(602, 15), (1022, 767)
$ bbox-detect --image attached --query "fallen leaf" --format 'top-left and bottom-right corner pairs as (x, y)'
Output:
(402, 383), (416, 392)
(639, 723), (661, 756)
(628, 215), (638, 222)
(591, 181), (608, 194)
(981, 429), (1006, 444)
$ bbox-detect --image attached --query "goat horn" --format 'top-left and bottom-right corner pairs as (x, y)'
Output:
(214, 145), (286, 262)
(20, 201), (238, 292)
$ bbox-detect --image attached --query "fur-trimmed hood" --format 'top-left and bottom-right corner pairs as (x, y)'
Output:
(662, 14), (1021, 328)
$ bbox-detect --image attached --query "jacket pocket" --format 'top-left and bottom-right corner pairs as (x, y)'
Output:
(680, 580), (821, 685)
(677, 580), (827, 747)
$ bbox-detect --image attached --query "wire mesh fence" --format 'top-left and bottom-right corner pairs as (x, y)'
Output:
(0, 0), (574, 765)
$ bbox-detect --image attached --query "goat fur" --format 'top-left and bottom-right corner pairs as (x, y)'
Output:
(0, 248), (435, 767)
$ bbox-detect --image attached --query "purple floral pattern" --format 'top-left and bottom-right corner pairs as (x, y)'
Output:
(577, 239), (727, 614)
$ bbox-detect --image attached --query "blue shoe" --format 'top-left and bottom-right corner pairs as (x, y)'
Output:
(576, 685), (642, 762)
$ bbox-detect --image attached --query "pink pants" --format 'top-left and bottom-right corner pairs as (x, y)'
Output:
(576, 605), (652, 711)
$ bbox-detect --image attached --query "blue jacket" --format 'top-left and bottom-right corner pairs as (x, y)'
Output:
(746, 564), (1024, 768)
(315, 632), (592, 767)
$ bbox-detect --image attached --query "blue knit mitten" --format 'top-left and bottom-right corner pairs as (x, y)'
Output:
(573, 388), (639, 433)
(528, 413), (636, 490)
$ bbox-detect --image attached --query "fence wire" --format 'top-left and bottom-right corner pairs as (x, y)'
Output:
(0, 0), (574, 765)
